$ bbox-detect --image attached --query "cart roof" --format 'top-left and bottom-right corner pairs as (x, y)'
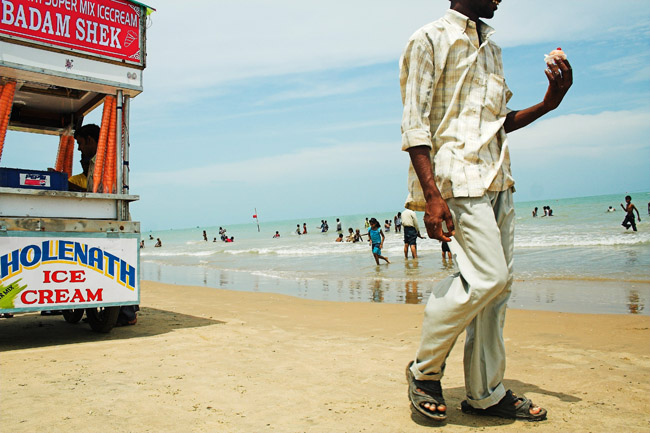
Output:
(0, 0), (156, 134)
(129, 1), (156, 14)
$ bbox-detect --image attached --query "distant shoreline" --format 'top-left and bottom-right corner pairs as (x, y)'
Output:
(139, 191), (650, 232)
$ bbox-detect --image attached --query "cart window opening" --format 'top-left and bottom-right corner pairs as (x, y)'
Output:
(1, 130), (59, 170)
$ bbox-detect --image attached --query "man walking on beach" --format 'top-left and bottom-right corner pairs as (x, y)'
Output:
(401, 0), (572, 422)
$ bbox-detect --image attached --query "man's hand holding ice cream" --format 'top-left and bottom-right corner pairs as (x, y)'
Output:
(544, 47), (567, 65)
(504, 47), (573, 133)
(543, 48), (573, 112)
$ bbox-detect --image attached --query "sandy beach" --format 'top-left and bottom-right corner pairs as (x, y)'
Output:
(1, 280), (649, 433)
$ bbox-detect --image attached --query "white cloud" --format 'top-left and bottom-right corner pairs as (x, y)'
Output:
(509, 109), (650, 159)
(304, 118), (398, 134)
(257, 73), (391, 105)
(144, 0), (650, 93)
(508, 109), (650, 201)
(133, 140), (406, 187)
(489, 1), (649, 47)
(592, 53), (650, 83)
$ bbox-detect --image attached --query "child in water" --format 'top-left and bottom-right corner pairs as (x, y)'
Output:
(368, 218), (390, 265)
(621, 195), (641, 231)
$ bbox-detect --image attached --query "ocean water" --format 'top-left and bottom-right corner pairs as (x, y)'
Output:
(140, 192), (650, 315)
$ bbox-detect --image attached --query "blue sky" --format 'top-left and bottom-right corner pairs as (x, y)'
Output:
(3, 0), (649, 230)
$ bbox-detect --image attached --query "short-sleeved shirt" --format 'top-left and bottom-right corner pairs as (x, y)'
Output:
(400, 208), (420, 232)
(368, 227), (382, 245)
(400, 9), (514, 210)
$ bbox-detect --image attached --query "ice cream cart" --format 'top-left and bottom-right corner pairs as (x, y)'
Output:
(0, 0), (154, 332)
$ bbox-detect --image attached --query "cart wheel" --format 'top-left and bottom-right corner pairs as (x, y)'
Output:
(62, 309), (84, 324)
(85, 306), (120, 333)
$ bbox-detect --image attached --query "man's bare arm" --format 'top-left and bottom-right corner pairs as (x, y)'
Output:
(407, 146), (455, 241)
(504, 59), (573, 133)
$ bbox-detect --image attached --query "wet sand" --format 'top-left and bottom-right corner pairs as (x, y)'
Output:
(1, 280), (649, 432)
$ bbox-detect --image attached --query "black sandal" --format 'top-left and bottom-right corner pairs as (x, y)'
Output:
(461, 389), (547, 421)
(406, 361), (447, 421)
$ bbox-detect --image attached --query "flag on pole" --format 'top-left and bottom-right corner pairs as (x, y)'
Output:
(253, 208), (260, 232)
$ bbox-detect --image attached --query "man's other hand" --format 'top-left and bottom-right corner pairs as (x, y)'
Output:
(424, 196), (455, 242)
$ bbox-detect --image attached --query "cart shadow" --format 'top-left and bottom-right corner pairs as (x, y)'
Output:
(0, 307), (224, 351)
(409, 379), (581, 428)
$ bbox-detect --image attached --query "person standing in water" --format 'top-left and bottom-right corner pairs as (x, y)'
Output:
(621, 195), (641, 231)
(402, 208), (424, 259)
(368, 218), (390, 265)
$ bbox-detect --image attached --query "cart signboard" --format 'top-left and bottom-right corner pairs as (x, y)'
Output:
(1, 0), (145, 65)
(0, 235), (139, 312)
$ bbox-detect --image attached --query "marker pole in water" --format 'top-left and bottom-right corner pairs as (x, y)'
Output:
(253, 208), (260, 232)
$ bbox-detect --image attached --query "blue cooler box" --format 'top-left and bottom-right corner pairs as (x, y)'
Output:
(0, 167), (68, 191)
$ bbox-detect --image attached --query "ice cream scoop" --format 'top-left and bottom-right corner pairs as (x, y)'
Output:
(544, 47), (567, 65)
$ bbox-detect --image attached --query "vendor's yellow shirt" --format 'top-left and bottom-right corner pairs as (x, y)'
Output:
(68, 173), (88, 190)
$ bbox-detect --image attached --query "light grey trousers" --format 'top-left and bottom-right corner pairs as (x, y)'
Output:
(410, 189), (515, 409)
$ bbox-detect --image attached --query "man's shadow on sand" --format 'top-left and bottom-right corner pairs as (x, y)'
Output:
(0, 307), (224, 351)
(410, 379), (581, 428)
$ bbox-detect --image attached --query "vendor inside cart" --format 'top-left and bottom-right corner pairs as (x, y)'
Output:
(68, 124), (99, 192)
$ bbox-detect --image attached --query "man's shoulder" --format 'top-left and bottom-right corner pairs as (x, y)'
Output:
(485, 38), (503, 54)
(407, 16), (450, 43)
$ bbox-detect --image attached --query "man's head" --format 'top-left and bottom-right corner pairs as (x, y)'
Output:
(625, 195), (632, 203)
(450, 0), (501, 21)
(74, 124), (100, 158)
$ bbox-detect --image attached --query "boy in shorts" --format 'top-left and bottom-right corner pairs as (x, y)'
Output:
(621, 195), (641, 231)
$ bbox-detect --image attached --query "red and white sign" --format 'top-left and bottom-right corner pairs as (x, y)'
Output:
(20, 173), (50, 187)
(0, 0), (144, 64)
